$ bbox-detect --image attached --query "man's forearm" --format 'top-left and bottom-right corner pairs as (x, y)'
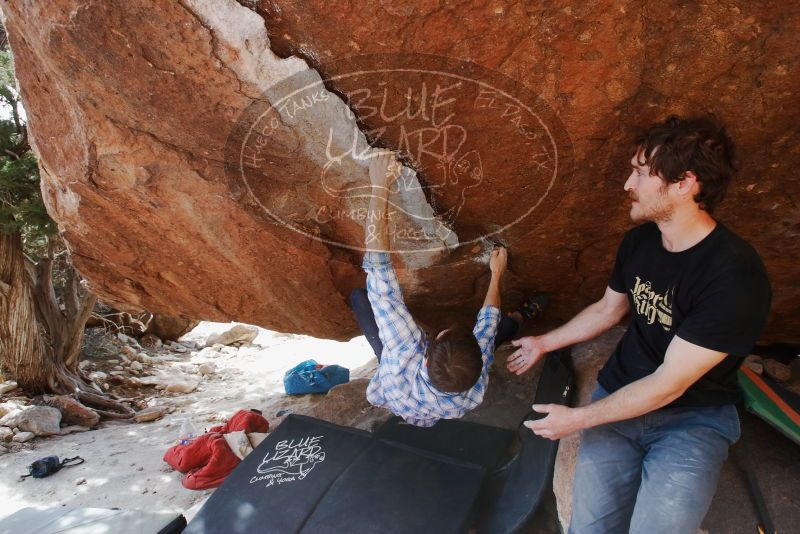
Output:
(365, 187), (390, 251)
(483, 273), (501, 309)
(540, 300), (622, 352)
(527, 336), (727, 440)
(574, 371), (683, 429)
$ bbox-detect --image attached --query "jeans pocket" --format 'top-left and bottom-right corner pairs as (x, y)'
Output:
(709, 404), (741, 445)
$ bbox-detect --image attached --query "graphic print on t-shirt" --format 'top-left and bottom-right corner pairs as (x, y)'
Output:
(630, 276), (674, 331)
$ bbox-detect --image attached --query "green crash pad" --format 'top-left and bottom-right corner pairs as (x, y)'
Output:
(738, 366), (800, 446)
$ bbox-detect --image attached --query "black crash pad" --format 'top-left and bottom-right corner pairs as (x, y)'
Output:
(185, 415), (490, 534)
(184, 416), (372, 534)
(301, 440), (486, 533)
(185, 351), (574, 534)
(476, 349), (575, 533)
(375, 416), (516, 470)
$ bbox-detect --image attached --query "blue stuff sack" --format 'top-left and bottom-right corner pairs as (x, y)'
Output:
(284, 359), (350, 395)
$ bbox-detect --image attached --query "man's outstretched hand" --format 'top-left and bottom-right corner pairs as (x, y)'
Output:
(506, 335), (547, 375)
(369, 150), (401, 188)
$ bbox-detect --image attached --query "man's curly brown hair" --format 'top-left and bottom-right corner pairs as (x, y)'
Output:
(635, 115), (737, 213)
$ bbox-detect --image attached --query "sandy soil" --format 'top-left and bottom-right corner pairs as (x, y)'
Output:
(0, 322), (376, 522)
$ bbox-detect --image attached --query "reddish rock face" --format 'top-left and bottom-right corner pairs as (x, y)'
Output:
(1, 0), (797, 341)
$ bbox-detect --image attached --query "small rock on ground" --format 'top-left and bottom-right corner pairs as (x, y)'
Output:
(205, 324), (258, 347)
(134, 407), (166, 423)
(34, 395), (100, 428)
(141, 334), (163, 348)
(764, 359), (791, 382)
(0, 381), (19, 395)
(166, 381), (198, 393)
(198, 363), (216, 376)
(12, 431), (35, 443)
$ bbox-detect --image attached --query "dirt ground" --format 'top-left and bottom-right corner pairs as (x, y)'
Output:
(0, 322), (376, 522)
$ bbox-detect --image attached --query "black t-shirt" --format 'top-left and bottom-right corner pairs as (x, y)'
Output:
(598, 222), (771, 406)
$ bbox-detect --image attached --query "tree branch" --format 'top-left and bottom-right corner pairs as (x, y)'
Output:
(64, 290), (96, 370)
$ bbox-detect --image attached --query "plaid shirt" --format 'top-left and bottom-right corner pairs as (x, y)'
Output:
(362, 252), (500, 427)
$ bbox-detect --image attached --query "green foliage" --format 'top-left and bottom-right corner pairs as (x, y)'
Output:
(0, 45), (56, 256)
(0, 49), (17, 95)
(0, 152), (53, 241)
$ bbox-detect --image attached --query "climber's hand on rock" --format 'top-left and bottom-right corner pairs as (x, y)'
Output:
(369, 150), (400, 188)
(490, 246), (507, 276)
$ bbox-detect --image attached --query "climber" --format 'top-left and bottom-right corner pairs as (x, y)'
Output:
(507, 116), (772, 534)
(348, 151), (547, 427)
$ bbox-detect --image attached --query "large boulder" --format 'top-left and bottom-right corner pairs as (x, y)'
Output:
(145, 314), (199, 342)
(0, 1), (797, 341)
(32, 395), (101, 428)
(306, 378), (392, 431)
(0, 405), (62, 436)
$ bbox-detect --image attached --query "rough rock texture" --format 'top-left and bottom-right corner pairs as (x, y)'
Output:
(0, 405), (62, 436)
(204, 324), (258, 347)
(763, 358), (792, 382)
(145, 314), (198, 342)
(0, 381), (18, 395)
(0, 401), (24, 419)
(1, 0), (798, 340)
(32, 394), (101, 428)
(139, 333), (162, 349)
(465, 338), (550, 428)
(553, 326), (626, 531)
(12, 431), (35, 443)
(134, 406), (166, 423)
(306, 378), (392, 431)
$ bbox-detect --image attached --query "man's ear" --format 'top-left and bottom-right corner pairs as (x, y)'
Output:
(423, 357), (428, 367)
(678, 171), (699, 197)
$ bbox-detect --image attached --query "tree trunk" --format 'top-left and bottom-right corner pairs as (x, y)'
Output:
(0, 232), (134, 419)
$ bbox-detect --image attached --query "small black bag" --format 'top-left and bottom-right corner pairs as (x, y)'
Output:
(20, 455), (84, 480)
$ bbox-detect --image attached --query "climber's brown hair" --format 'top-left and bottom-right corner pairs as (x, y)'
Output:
(635, 115), (737, 213)
(426, 325), (483, 393)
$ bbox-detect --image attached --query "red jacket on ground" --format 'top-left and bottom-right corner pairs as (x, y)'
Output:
(163, 409), (269, 490)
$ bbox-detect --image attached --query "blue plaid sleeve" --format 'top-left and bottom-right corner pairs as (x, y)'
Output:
(363, 252), (425, 357)
(473, 305), (500, 363)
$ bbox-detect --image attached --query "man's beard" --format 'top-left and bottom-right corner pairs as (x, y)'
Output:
(629, 187), (674, 223)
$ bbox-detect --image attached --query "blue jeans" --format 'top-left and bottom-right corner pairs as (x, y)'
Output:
(568, 384), (741, 534)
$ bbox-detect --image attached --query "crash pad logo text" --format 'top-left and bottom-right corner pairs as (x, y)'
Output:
(251, 435), (326, 487)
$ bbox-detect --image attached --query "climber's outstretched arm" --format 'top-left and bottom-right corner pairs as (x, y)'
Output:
(364, 151), (399, 252)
